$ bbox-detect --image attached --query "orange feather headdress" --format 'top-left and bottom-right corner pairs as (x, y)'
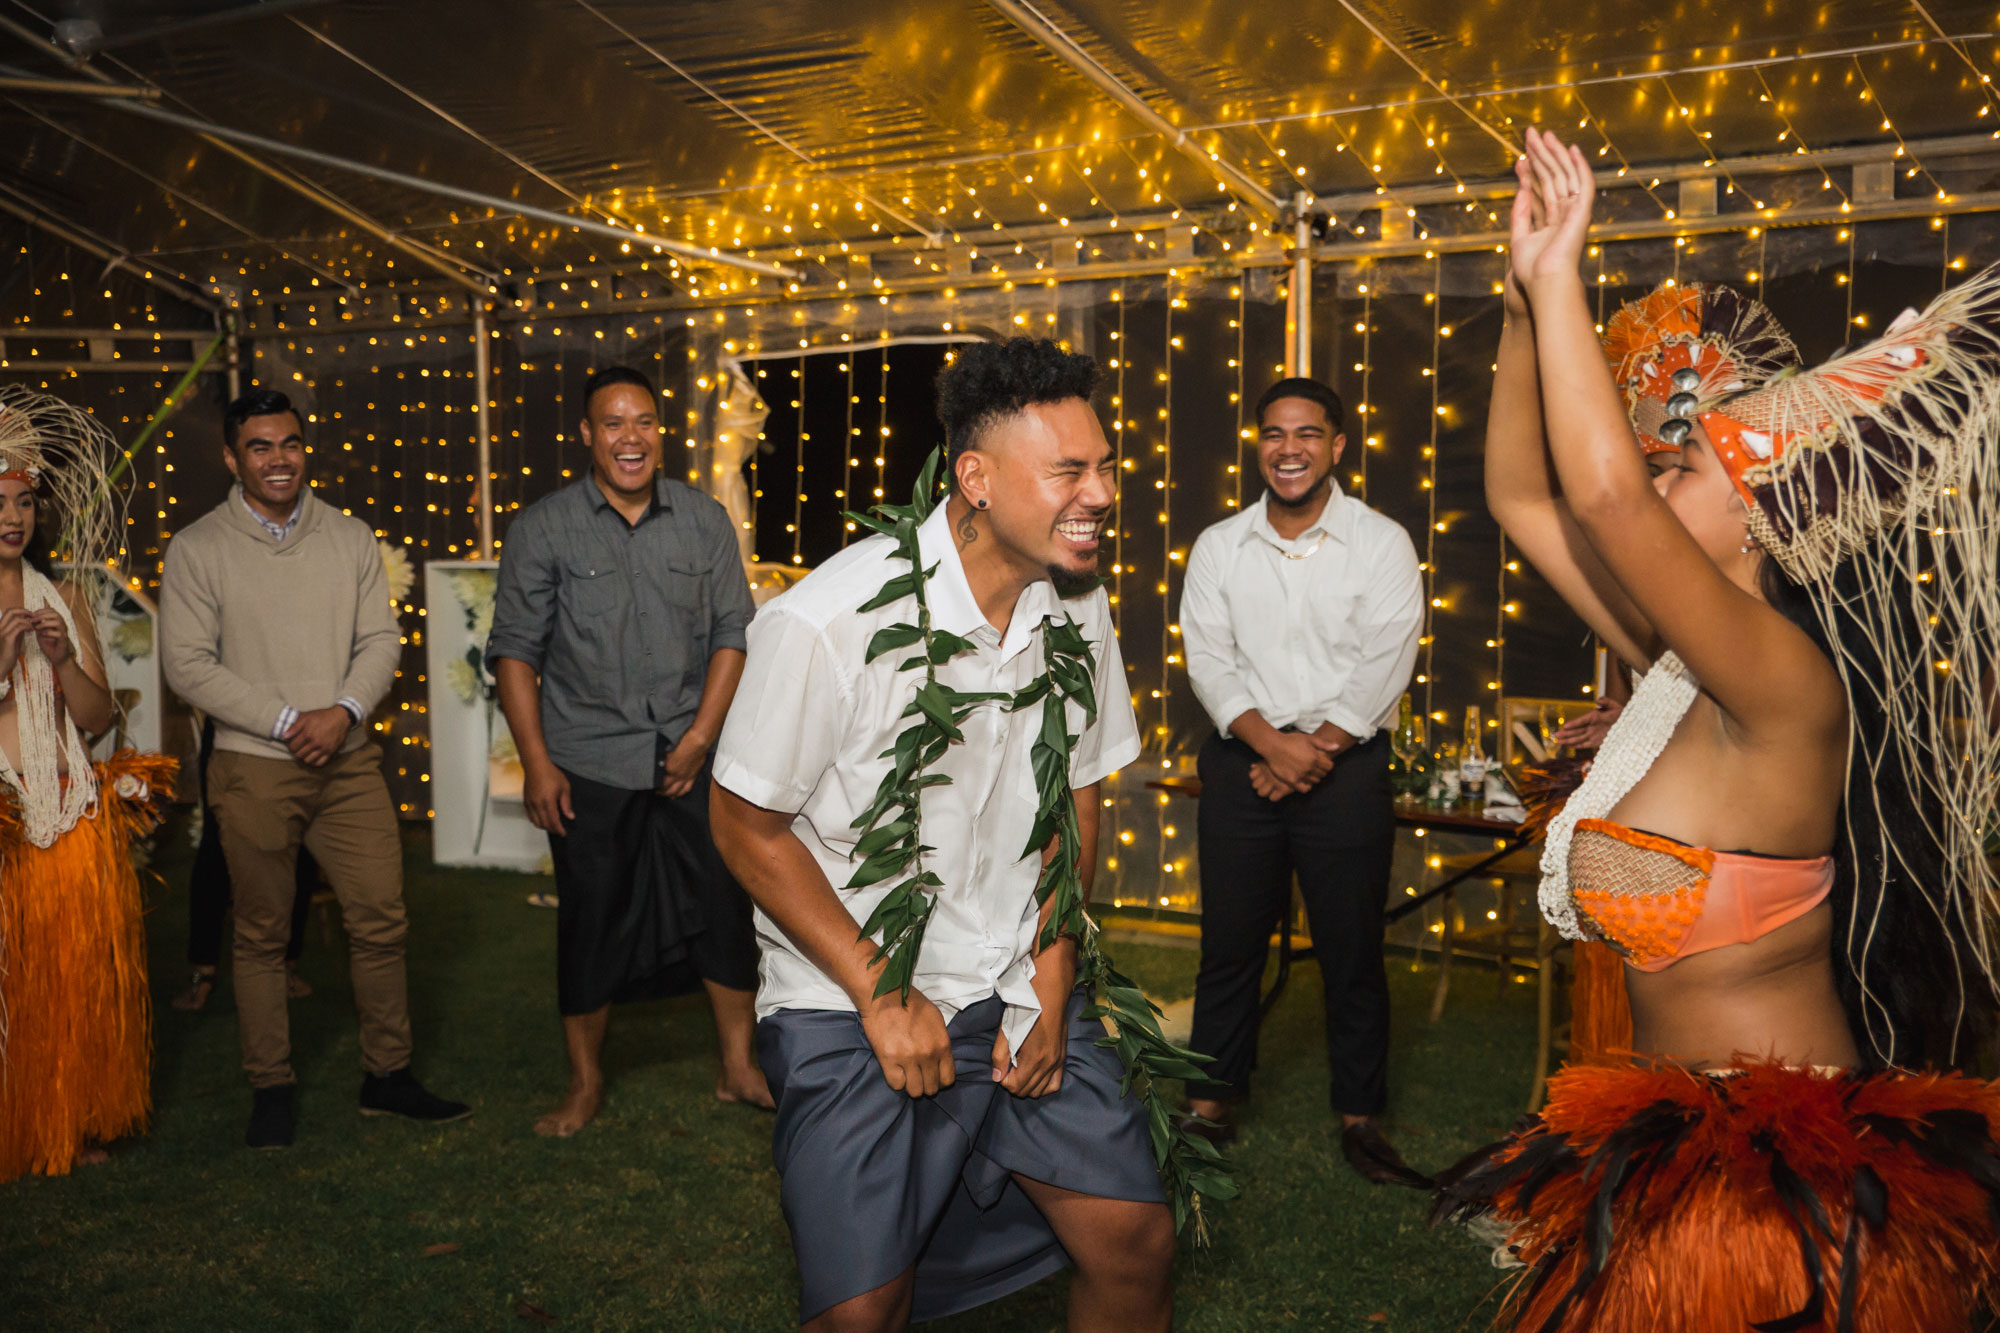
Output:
(1601, 282), (1798, 454)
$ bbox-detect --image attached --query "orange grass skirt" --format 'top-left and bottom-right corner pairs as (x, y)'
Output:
(0, 751), (175, 1182)
(1566, 941), (1634, 1067)
(1434, 1060), (2000, 1332)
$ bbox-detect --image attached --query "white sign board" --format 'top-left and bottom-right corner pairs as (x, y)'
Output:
(423, 560), (545, 871)
(59, 565), (163, 761)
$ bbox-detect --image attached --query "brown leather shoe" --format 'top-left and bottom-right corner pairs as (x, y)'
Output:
(1341, 1119), (1433, 1188)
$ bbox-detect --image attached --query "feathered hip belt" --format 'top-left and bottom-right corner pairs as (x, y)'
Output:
(1432, 1060), (2000, 1332)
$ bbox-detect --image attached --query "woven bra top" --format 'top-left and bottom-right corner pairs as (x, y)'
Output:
(1567, 818), (1835, 972)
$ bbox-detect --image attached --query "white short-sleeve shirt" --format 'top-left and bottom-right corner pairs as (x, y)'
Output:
(1179, 487), (1424, 742)
(714, 503), (1141, 1055)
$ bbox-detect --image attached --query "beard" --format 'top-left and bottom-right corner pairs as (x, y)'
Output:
(1267, 470), (1332, 509)
(1047, 556), (1104, 599)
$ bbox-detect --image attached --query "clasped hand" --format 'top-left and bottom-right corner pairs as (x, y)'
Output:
(1249, 727), (1345, 801)
(0, 607), (76, 681)
(284, 706), (351, 767)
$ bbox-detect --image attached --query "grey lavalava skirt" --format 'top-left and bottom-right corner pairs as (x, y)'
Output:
(756, 990), (1165, 1324)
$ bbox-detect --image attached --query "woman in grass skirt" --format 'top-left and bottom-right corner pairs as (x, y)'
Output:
(1441, 129), (2000, 1331)
(0, 386), (173, 1182)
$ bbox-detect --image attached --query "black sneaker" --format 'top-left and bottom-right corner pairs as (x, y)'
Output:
(358, 1068), (472, 1123)
(247, 1085), (295, 1150)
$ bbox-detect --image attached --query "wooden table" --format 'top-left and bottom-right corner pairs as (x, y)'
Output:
(1141, 781), (1539, 1011)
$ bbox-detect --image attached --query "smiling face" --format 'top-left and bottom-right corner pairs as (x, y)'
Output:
(223, 411), (307, 519)
(1256, 396), (1346, 509)
(958, 398), (1117, 597)
(0, 477), (37, 565)
(579, 382), (661, 501)
(1657, 422), (1757, 570)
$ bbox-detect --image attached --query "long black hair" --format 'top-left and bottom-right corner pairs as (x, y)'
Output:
(1760, 556), (1998, 1069)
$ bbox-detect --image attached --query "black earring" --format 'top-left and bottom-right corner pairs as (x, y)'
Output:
(976, 499), (988, 509)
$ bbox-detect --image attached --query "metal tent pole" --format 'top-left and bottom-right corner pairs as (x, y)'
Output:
(473, 308), (495, 560)
(1291, 191), (1312, 378)
(219, 308), (242, 400)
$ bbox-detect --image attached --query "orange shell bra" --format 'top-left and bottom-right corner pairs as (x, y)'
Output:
(1567, 819), (1834, 972)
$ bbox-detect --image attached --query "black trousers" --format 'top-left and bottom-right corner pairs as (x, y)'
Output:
(1186, 730), (1395, 1117)
(549, 757), (758, 1016)
(185, 719), (316, 970)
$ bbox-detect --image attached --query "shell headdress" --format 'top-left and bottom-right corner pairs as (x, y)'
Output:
(1602, 282), (1799, 455)
(0, 385), (124, 578)
(1697, 262), (2000, 1045)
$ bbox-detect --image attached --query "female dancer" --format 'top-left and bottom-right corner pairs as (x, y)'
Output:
(0, 386), (174, 1182)
(1438, 130), (2000, 1330)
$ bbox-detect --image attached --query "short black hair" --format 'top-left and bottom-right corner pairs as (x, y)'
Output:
(935, 337), (1101, 488)
(223, 388), (301, 450)
(581, 365), (657, 416)
(1254, 377), (1345, 434)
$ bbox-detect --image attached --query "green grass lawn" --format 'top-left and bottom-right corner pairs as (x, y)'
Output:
(2, 827), (1538, 1331)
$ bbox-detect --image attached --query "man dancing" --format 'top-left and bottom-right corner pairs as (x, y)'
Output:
(710, 339), (1175, 1331)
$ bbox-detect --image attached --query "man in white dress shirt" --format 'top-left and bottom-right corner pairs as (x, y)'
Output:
(1177, 377), (1425, 1185)
(710, 339), (1174, 1331)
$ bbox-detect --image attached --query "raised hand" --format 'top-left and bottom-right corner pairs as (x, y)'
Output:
(1510, 127), (1596, 295)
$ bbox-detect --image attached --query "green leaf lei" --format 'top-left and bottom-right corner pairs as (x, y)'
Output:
(843, 448), (1237, 1240)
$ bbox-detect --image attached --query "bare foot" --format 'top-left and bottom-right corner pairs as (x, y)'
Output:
(533, 1081), (602, 1137)
(285, 966), (313, 1000)
(171, 971), (216, 1012)
(715, 1065), (775, 1110)
(75, 1146), (109, 1166)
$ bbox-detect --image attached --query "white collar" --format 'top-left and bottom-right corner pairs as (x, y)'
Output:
(915, 504), (1065, 661)
(1251, 484), (1346, 551)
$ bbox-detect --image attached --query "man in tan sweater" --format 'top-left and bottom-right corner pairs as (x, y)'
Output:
(161, 388), (469, 1149)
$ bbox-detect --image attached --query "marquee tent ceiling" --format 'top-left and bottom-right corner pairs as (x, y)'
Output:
(5, 0), (2000, 307)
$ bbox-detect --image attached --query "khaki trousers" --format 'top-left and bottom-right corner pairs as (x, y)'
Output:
(208, 744), (413, 1088)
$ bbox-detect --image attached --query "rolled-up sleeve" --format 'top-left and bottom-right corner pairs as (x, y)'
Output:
(714, 607), (843, 814)
(1178, 530), (1257, 737)
(701, 501), (754, 654)
(1070, 614), (1142, 790)
(486, 509), (555, 671)
(1319, 526), (1424, 741)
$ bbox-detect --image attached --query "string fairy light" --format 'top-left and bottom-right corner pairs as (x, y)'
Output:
(1422, 254), (1442, 723)
(1751, 67), (1852, 211)
(790, 352), (806, 565)
(1656, 77), (1762, 209)
(1110, 280), (1127, 634)
(1356, 278), (1374, 500)
(1160, 281), (1176, 760)
(1850, 55), (1950, 201)
(875, 332), (890, 503)
(840, 352), (857, 544)
(1570, 88), (1672, 218)
(1230, 281), (1245, 509)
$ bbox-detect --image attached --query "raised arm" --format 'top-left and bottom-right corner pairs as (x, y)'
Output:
(1512, 128), (1836, 726)
(1485, 187), (1658, 671)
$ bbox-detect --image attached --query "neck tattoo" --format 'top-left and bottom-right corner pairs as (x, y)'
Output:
(956, 510), (979, 547)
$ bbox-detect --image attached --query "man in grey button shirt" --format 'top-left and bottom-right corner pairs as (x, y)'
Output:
(489, 365), (769, 1136)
